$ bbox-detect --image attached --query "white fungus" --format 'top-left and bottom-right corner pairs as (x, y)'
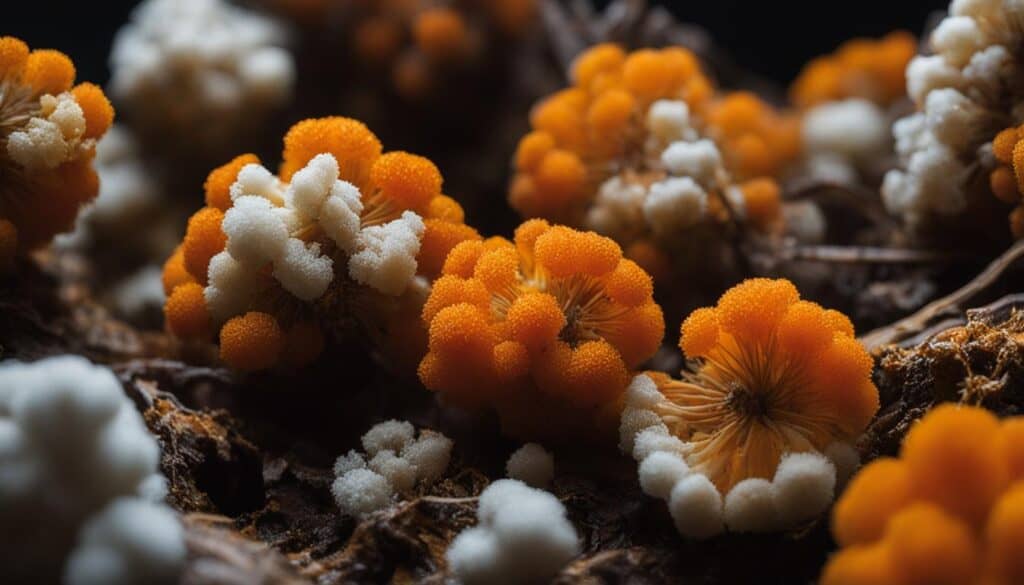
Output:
(0, 356), (184, 584)
(331, 420), (453, 518)
(109, 0), (295, 153)
(348, 211), (426, 296)
(802, 99), (889, 162)
(446, 479), (579, 585)
(506, 443), (555, 488)
(643, 177), (708, 236)
(618, 374), (851, 538)
(7, 93), (89, 172)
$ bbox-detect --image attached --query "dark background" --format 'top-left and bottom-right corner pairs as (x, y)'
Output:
(14, 1), (949, 86)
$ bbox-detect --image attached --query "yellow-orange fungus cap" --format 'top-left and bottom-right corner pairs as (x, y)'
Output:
(622, 49), (674, 101)
(990, 166), (1020, 205)
(740, 178), (782, 228)
(534, 226), (621, 278)
(993, 128), (1020, 164)
(791, 32), (915, 108)
(562, 340), (629, 406)
(0, 37), (29, 78)
(422, 275), (490, 324)
(164, 282), (210, 339)
(885, 503), (979, 585)
(205, 154), (260, 211)
(986, 484), (1024, 582)
(493, 340), (530, 381)
(162, 246), (195, 295)
(281, 321), (325, 368)
(419, 219), (479, 279)
(70, 83), (113, 140)
(514, 218), (550, 261)
(776, 300), (833, 358)
(427, 303), (494, 360)
(680, 307), (720, 358)
(604, 259), (653, 307)
(611, 302), (664, 367)
(571, 43), (625, 88)
(534, 150), (586, 203)
(998, 419), (1024, 481)
(281, 117), (382, 185)
(820, 544), (898, 585)
(515, 131), (555, 172)
(219, 311), (284, 371)
(901, 404), (1008, 528)
(182, 207), (226, 282)
(716, 278), (799, 344)
(587, 89), (636, 137)
(413, 7), (468, 62)
(832, 458), (913, 547)
(506, 292), (565, 351)
(22, 49), (75, 95)
(823, 309), (856, 338)
(371, 151), (442, 213)
(474, 246), (519, 291)
(442, 240), (488, 278)
(427, 195), (465, 223)
(810, 335), (878, 433)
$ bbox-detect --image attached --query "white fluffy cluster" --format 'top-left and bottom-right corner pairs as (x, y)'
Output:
(882, 0), (1024, 227)
(7, 92), (90, 172)
(109, 0), (294, 148)
(0, 356), (185, 584)
(505, 443), (554, 488)
(619, 374), (858, 538)
(331, 420), (453, 518)
(586, 99), (737, 242)
(446, 479), (579, 585)
(205, 153), (426, 323)
(802, 98), (890, 185)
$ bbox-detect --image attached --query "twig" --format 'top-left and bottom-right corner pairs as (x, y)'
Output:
(779, 245), (961, 264)
(860, 240), (1024, 350)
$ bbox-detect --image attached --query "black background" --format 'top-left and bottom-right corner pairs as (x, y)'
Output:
(13, 1), (949, 86)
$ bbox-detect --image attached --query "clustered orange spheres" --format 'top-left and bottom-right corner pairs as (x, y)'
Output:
(163, 116), (477, 371)
(418, 219), (664, 440)
(0, 36), (114, 269)
(822, 405), (1024, 585)
(343, 0), (537, 99)
(649, 278), (878, 492)
(789, 31), (916, 109)
(988, 125), (1024, 239)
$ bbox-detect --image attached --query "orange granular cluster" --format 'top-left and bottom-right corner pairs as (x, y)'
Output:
(418, 219), (664, 441)
(651, 278), (877, 492)
(163, 116), (476, 371)
(988, 125), (1024, 239)
(341, 0), (537, 99)
(822, 405), (1024, 585)
(790, 31), (916, 109)
(0, 36), (114, 266)
(704, 92), (801, 180)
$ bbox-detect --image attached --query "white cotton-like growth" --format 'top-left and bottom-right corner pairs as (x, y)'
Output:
(319, 181), (364, 254)
(618, 407), (664, 454)
(668, 474), (724, 539)
(932, 16), (986, 67)
(332, 450), (366, 476)
(723, 478), (779, 533)
(771, 452), (836, 526)
(624, 374), (663, 410)
(400, 430), (453, 482)
(447, 479), (579, 585)
(906, 55), (963, 105)
(632, 427), (688, 461)
(332, 421), (452, 517)
(348, 211), (425, 296)
(585, 176), (646, 240)
(331, 468), (393, 518)
(272, 238), (333, 301)
(783, 201), (828, 244)
(643, 177), (707, 236)
(7, 93), (88, 171)
(824, 442), (860, 487)
(637, 451), (690, 500)
(222, 195), (290, 265)
(231, 163), (284, 204)
(506, 443), (555, 488)
(660, 139), (722, 184)
(0, 356), (182, 584)
(63, 497), (186, 585)
(924, 88), (988, 152)
(288, 153), (338, 219)
(111, 266), (166, 320)
(646, 99), (691, 142)
(962, 45), (1011, 97)
(802, 99), (889, 161)
(204, 251), (259, 323)
(369, 450), (417, 493)
(361, 419), (416, 456)
(109, 0), (295, 150)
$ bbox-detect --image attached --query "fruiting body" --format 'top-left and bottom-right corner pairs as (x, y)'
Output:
(163, 117), (477, 371)
(822, 405), (1024, 585)
(509, 44), (797, 284)
(0, 37), (113, 266)
(620, 278), (877, 536)
(419, 219), (664, 441)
